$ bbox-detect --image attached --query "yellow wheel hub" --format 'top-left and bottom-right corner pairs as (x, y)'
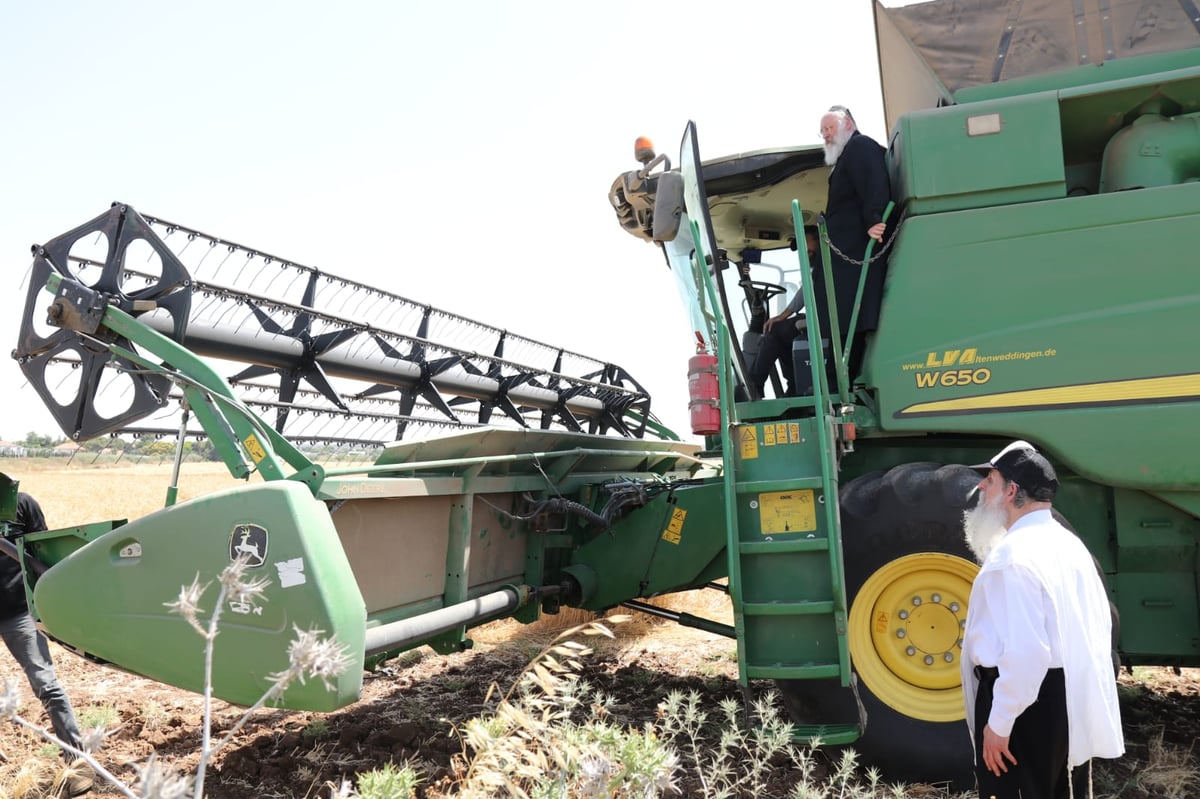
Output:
(848, 552), (979, 722)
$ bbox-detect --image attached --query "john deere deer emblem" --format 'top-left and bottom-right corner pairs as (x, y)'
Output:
(228, 524), (268, 568)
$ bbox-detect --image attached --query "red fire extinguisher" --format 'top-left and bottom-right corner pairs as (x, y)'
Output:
(687, 338), (720, 436)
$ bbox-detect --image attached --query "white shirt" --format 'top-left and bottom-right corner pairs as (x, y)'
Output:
(960, 509), (1124, 767)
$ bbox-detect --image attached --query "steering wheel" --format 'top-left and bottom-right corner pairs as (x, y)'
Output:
(742, 279), (788, 303)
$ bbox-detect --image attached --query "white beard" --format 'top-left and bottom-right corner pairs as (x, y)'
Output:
(824, 126), (852, 166)
(963, 489), (1007, 563)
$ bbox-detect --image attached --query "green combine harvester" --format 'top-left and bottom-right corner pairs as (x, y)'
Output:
(6, 0), (1199, 787)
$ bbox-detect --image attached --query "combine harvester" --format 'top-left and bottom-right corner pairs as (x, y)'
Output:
(6, 0), (1200, 787)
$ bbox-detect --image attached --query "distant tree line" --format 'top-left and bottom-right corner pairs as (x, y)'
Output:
(2, 431), (221, 461)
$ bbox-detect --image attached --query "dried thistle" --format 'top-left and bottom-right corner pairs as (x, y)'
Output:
(0, 677), (22, 720)
(163, 575), (209, 637)
(133, 753), (193, 798)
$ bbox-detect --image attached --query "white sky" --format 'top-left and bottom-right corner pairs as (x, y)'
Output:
(0, 1), (888, 442)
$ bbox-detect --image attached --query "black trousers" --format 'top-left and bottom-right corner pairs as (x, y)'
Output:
(974, 667), (1088, 799)
(748, 320), (801, 398)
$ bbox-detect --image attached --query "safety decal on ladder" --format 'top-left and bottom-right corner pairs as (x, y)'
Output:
(758, 490), (817, 535)
(739, 427), (759, 460)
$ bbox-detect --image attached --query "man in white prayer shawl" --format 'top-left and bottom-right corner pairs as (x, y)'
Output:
(960, 441), (1123, 798)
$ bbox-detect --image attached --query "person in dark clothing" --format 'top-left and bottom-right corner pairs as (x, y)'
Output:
(748, 226), (821, 398)
(1, 487), (93, 796)
(813, 105), (892, 379)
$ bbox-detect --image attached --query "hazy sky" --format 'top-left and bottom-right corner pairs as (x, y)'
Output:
(1, 1), (890, 442)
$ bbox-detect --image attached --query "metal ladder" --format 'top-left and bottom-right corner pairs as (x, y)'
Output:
(714, 201), (858, 745)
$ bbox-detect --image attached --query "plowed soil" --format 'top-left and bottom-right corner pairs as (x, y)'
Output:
(0, 613), (1196, 798)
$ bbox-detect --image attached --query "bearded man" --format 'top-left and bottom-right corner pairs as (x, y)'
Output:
(812, 106), (891, 378)
(960, 442), (1124, 798)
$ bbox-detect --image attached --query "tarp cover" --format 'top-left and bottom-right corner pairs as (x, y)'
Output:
(878, 0), (1200, 94)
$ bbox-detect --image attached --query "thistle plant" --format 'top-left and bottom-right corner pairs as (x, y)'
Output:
(1, 554), (352, 798)
(162, 553), (353, 797)
(450, 615), (679, 799)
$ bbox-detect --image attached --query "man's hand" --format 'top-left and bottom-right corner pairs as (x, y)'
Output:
(867, 222), (886, 242)
(982, 724), (1017, 777)
(763, 312), (790, 332)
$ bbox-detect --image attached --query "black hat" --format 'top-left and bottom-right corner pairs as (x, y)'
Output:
(970, 441), (1058, 501)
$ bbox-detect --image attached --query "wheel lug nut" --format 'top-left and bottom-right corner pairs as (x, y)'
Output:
(912, 596), (922, 606)
(944, 652), (954, 663)
(924, 655), (934, 665)
(896, 629), (906, 638)
(898, 610), (909, 620)
(950, 602), (960, 612)
(931, 593), (942, 603)
(906, 646), (916, 656)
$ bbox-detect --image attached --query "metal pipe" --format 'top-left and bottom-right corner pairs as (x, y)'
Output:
(619, 599), (736, 639)
(323, 445), (710, 479)
(0, 538), (48, 578)
(165, 407), (191, 507)
(363, 585), (529, 655)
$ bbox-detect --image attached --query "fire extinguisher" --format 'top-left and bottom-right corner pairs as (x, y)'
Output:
(687, 343), (720, 437)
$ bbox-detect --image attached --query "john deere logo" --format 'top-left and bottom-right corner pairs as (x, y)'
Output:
(229, 524), (268, 568)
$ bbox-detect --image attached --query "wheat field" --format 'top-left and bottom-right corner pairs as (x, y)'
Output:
(3, 459), (251, 528)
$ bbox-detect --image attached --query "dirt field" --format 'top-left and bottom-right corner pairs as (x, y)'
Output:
(1, 622), (1197, 798)
(0, 462), (1197, 798)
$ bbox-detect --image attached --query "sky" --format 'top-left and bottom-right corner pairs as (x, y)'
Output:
(0, 1), (891, 444)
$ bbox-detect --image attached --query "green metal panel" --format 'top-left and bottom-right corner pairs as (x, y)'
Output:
(568, 480), (728, 610)
(954, 49), (1200, 105)
(893, 92), (1066, 214)
(33, 482), (366, 711)
(1112, 489), (1200, 661)
(864, 182), (1200, 492)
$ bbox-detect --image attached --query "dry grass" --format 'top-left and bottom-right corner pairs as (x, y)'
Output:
(5, 459), (246, 528)
(1137, 730), (1199, 799)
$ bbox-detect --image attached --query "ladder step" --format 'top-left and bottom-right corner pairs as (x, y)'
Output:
(739, 538), (829, 554)
(791, 723), (860, 746)
(735, 396), (821, 416)
(743, 600), (835, 616)
(745, 663), (842, 680)
(735, 477), (824, 493)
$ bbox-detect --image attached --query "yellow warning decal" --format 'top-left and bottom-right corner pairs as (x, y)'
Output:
(739, 427), (759, 460)
(775, 423), (788, 444)
(759, 490), (817, 535)
(662, 507), (687, 545)
(243, 434), (267, 464)
(763, 424), (777, 446)
(788, 422), (801, 444)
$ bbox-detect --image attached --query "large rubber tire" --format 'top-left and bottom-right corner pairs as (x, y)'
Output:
(779, 462), (980, 790)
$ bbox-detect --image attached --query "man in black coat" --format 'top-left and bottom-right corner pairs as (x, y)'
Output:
(1, 487), (93, 795)
(812, 106), (892, 379)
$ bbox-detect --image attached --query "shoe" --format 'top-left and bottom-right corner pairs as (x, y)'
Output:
(60, 761), (95, 797)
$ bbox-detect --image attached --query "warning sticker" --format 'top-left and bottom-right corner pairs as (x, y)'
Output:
(788, 423), (802, 444)
(243, 434), (267, 464)
(763, 425), (777, 446)
(758, 490), (817, 534)
(661, 507), (687, 545)
(739, 427), (758, 460)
